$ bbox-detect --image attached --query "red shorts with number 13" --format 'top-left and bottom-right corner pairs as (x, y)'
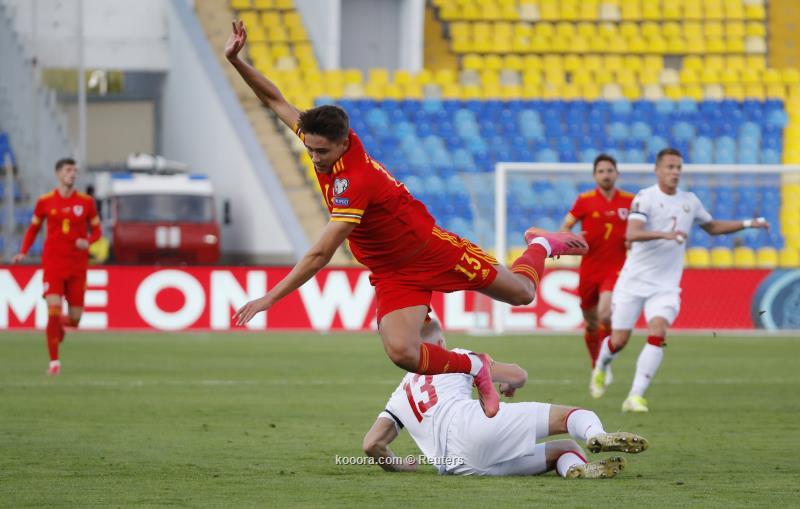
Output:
(370, 226), (498, 324)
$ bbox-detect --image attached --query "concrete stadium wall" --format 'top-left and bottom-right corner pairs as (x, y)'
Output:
(161, 0), (307, 263)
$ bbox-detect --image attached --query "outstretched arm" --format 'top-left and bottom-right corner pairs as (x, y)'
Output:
(700, 218), (769, 236)
(363, 418), (417, 472)
(234, 220), (355, 325)
(225, 20), (301, 129)
(626, 218), (686, 243)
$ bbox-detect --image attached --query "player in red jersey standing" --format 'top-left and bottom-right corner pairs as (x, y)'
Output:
(560, 155), (633, 397)
(224, 21), (587, 418)
(12, 158), (101, 375)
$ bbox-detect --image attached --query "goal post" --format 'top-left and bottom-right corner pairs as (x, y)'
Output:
(472, 162), (800, 335)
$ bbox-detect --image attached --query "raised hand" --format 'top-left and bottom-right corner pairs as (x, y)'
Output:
(663, 230), (688, 244)
(224, 20), (247, 61)
(11, 252), (26, 264)
(498, 383), (517, 397)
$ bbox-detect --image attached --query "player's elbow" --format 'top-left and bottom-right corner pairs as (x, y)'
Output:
(509, 365), (528, 386)
(362, 437), (382, 457)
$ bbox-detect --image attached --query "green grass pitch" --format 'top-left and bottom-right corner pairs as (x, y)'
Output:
(1, 331), (798, 508)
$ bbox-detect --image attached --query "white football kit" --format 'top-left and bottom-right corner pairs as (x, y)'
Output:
(379, 349), (551, 476)
(611, 184), (712, 329)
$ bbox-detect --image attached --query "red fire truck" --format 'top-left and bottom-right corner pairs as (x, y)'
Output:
(93, 155), (220, 264)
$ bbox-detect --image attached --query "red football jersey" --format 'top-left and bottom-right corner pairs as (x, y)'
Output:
(301, 129), (435, 274)
(27, 189), (100, 271)
(566, 188), (633, 273)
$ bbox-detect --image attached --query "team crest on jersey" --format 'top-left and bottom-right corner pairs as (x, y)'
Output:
(618, 208), (629, 219)
(592, 211), (600, 218)
(333, 178), (349, 196)
(73, 205), (84, 216)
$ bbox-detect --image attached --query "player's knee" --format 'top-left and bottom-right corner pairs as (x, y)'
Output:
(385, 342), (418, 371)
(509, 283), (536, 306)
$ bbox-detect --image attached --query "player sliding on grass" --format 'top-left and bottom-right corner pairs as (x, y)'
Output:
(225, 20), (587, 418)
(591, 148), (770, 412)
(362, 318), (648, 477)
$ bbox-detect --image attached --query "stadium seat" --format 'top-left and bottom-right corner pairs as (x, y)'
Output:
(756, 247), (779, 268)
(710, 247), (734, 268)
(686, 247), (710, 268)
(733, 246), (756, 268)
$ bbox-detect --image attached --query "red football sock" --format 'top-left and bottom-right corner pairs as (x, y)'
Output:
(511, 244), (547, 288)
(46, 307), (63, 361)
(584, 329), (599, 367)
(416, 343), (472, 375)
(647, 335), (665, 347)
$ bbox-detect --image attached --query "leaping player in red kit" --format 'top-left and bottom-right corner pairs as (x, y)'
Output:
(224, 20), (588, 418)
(560, 155), (633, 397)
(12, 158), (101, 375)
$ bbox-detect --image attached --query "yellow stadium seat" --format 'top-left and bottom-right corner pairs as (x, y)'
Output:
(745, 84), (765, 99)
(710, 247), (734, 268)
(726, 55), (745, 71)
(782, 69), (800, 85)
(619, 21), (638, 39)
(581, 55), (601, 71)
(685, 84), (704, 100)
(517, 54), (538, 71)
(745, 4), (766, 20)
(720, 68), (740, 84)
(602, 55), (622, 71)
(767, 84), (786, 100)
(746, 21), (766, 37)
(622, 84), (641, 100)
(643, 55), (664, 71)
(539, 1), (559, 21)
(534, 21), (555, 38)
(583, 83), (601, 100)
(543, 54), (564, 71)
(485, 54), (504, 71)
(620, 2), (641, 21)
(779, 248), (800, 267)
(578, 21), (597, 38)
(683, 55), (703, 71)
(733, 247), (756, 268)
(726, 21), (745, 38)
(664, 84), (684, 99)
(563, 54), (583, 72)
(756, 247), (779, 268)
(231, 0), (251, 9)
(706, 38), (725, 54)
(680, 68), (699, 84)
(274, 0), (293, 9)
(705, 21), (723, 38)
(617, 68), (637, 85)
(683, 21), (703, 39)
(661, 21), (680, 38)
(683, 3), (702, 20)
(434, 69), (455, 86)
(725, 0), (744, 20)
(746, 55), (766, 70)
(503, 54), (524, 71)
(462, 53), (483, 71)
(642, 2), (661, 20)
(741, 68), (760, 84)
(700, 68), (720, 85)
(705, 1), (723, 20)
(687, 247), (710, 268)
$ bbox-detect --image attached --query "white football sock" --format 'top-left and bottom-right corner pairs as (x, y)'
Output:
(468, 353), (483, 377)
(629, 344), (664, 398)
(556, 452), (585, 478)
(49, 360), (61, 368)
(596, 336), (617, 369)
(566, 409), (606, 442)
(529, 237), (552, 256)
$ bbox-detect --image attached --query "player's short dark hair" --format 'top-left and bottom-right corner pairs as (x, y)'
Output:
(298, 105), (349, 142)
(593, 153), (617, 173)
(655, 148), (682, 165)
(55, 158), (76, 171)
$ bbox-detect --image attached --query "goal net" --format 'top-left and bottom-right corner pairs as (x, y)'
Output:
(459, 162), (799, 334)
